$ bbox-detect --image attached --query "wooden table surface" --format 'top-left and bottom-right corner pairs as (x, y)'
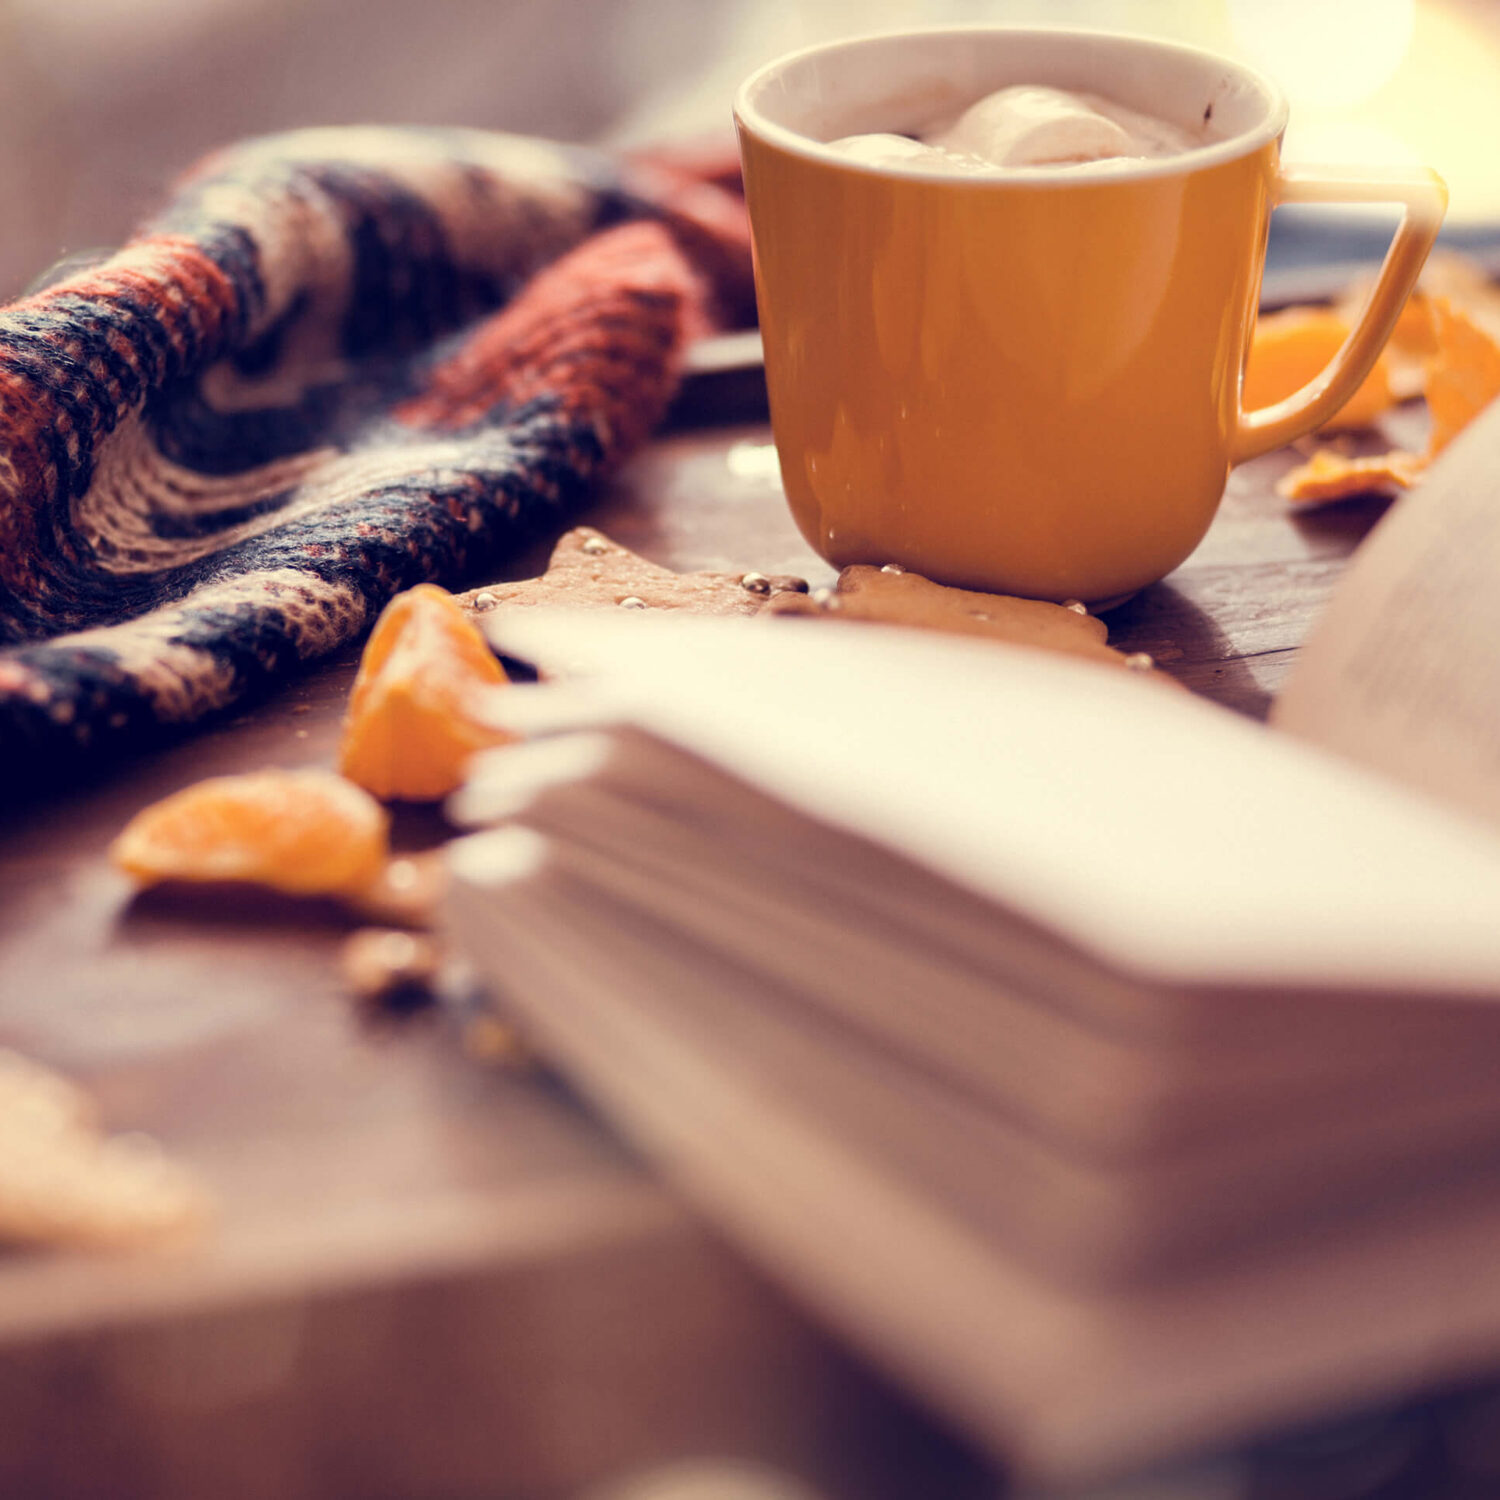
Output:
(0, 392), (1418, 1500)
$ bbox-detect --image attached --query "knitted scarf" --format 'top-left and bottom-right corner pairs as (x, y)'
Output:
(0, 128), (752, 777)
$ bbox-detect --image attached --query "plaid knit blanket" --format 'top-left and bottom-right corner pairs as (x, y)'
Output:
(0, 128), (751, 776)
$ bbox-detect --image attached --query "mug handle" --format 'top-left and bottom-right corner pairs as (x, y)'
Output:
(1231, 163), (1448, 464)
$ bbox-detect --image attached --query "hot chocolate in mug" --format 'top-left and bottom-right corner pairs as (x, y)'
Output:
(735, 28), (1446, 604)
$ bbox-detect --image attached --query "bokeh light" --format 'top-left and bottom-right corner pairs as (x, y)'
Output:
(1229, 0), (1416, 110)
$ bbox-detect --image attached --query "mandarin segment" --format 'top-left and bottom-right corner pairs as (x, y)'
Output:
(1245, 308), (1395, 432)
(339, 584), (516, 802)
(110, 768), (389, 895)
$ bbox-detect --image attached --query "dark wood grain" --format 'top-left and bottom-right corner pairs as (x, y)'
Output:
(0, 404), (1396, 1499)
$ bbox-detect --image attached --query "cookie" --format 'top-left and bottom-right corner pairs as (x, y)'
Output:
(766, 564), (1163, 676)
(459, 527), (810, 618)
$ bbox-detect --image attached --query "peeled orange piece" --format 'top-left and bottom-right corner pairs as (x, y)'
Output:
(1245, 308), (1394, 432)
(111, 769), (389, 895)
(339, 584), (514, 802)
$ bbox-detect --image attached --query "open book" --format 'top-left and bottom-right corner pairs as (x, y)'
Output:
(440, 399), (1500, 1488)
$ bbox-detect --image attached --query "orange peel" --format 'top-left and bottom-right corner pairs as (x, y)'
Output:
(1423, 296), (1500, 458)
(1245, 308), (1395, 432)
(1277, 448), (1423, 508)
(1273, 262), (1500, 507)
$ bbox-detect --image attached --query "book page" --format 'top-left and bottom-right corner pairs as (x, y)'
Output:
(447, 824), (1500, 1487)
(1274, 398), (1500, 831)
(480, 609), (1500, 994)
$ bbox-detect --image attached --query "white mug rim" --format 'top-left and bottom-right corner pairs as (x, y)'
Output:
(733, 24), (1290, 188)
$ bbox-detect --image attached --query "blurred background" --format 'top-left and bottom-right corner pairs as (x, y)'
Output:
(1, 0), (1498, 299)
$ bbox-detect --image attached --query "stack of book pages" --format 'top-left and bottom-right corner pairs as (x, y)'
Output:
(442, 403), (1500, 1487)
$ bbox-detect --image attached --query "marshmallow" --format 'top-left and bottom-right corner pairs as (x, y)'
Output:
(830, 85), (1201, 174)
(827, 133), (987, 174)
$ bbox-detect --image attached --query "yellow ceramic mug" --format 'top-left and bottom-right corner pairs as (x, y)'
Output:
(735, 28), (1446, 604)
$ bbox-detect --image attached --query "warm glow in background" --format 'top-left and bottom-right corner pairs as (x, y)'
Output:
(1230, 0), (1500, 222)
(626, 0), (1500, 225)
(0, 0), (1496, 297)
